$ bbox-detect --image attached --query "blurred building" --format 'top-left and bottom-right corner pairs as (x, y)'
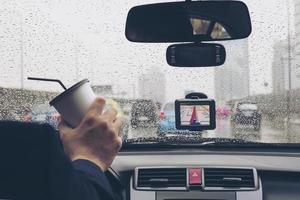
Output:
(271, 39), (300, 93)
(138, 68), (166, 103)
(272, 41), (290, 93)
(214, 39), (250, 104)
(293, 0), (300, 88)
(92, 85), (113, 96)
(272, 0), (300, 93)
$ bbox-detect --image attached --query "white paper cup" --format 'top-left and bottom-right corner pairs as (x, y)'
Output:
(49, 79), (96, 127)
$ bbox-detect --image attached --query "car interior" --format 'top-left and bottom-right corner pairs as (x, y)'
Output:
(1, 0), (300, 200)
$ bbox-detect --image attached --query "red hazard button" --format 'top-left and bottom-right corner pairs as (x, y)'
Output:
(189, 168), (202, 185)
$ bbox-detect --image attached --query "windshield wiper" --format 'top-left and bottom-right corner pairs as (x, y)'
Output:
(123, 136), (265, 148)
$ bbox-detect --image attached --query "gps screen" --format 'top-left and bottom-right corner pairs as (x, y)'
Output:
(180, 105), (210, 126)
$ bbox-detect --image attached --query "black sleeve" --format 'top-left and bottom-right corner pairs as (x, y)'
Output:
(0, 122), (115, 200)
(66, 159), (114, 200)
(47, 131), (115, 200)
(48, 129), (116, 200)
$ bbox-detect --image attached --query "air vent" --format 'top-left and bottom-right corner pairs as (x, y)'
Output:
(135, 168), (187, 190)
(204, 168), (257, 190)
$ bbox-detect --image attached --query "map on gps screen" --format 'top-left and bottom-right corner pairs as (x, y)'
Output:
(180, 105), (210, 126)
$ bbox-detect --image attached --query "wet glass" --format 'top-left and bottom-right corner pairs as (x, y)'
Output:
(0, 0), (299, 144)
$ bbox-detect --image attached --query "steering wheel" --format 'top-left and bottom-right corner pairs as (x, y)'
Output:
(105, 168), (125, 200)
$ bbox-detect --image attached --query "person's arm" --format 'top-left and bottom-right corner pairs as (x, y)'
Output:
(65, 160), (114, 200)
(58, 97), (123, 200)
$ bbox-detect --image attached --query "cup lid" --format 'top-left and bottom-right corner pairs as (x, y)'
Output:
(49, 79), (89, 106)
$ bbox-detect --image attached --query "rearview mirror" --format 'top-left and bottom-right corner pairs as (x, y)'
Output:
(166, 43), (226, 67)
(125, 1), (252, 43)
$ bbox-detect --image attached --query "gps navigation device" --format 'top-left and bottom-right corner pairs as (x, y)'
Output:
(175, 99), (216, 131)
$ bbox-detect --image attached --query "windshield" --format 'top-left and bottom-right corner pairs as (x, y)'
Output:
(163, 103), (174, 112)
(238, 104), (258, 111)
(1, 0), (299, 146)
(32, 104), (54, 113)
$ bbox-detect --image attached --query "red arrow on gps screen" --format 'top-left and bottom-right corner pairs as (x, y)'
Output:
(190, 106), (198, 125)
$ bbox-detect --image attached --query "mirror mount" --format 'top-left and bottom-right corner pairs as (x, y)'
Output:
(185, 92), (208, 99)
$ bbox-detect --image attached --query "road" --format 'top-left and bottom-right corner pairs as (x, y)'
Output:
(202, 119), (288, 143)
(127, 119), (298, 143)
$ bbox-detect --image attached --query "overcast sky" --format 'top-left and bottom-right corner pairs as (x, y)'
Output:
(0, 0), (294, 102)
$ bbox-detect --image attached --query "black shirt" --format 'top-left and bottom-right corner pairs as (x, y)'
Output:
(0, 121), (115, 200)
(70, 159), (114, 200)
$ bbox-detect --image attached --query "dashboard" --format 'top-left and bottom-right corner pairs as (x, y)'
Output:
(109, 149), (300, 200)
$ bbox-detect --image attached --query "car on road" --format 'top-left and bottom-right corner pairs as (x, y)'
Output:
(130, 99), (159, 128)
(230, 102), (262, 131)
(158, 102), (176, 134)
(105, 98), (129, 139)
(216, 105), (231, 119)
(25, 104), (59, 128)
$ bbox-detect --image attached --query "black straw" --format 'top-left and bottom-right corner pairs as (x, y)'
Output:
(27, 77), (67, 90)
